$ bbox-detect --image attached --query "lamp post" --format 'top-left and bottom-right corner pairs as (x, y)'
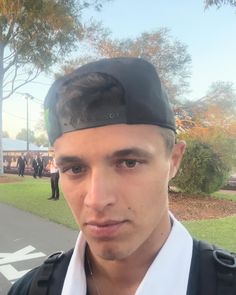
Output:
(24, 93), (34, 151)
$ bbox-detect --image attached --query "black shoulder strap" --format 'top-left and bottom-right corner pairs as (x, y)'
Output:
(7, 268), (40, 295)
(213, 244), (236, 295)
(187, 239), (236, 295)
(28, 248), (73, 295)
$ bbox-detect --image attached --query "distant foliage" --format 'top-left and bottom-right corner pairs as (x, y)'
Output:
(205, 0), (236, 8)
(16, 129), (35, 143)
(173, 140), (230, 194)
(34, 134), (48, 147)
(60, 28), (192, 102)
(175, 80), (236, 184)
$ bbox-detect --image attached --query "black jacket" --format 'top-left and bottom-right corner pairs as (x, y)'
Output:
(7, 241), (236, 295)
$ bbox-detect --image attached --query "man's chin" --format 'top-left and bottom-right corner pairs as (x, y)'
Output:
(90, 243), (130, 261)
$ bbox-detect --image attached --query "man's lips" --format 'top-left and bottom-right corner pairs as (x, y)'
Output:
(84, 220), (127, 238)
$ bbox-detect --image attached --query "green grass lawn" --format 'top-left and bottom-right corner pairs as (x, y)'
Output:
(0, 175), (236, 251)
(212, 191), (236, 201)
(184, 190), (236, 252)
(0, 175), (77, 230)
(184, 216), (236, 252)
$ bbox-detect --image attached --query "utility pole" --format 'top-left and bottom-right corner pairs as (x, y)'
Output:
(24, 93), (34, 151)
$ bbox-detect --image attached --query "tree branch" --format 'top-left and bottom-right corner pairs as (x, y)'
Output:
(3, 53), (19, 74)
(3, 50), (15, 62)
(4, 19), (16, 43)
(3, 67), (17, 86)
(3, 68), (41, 100)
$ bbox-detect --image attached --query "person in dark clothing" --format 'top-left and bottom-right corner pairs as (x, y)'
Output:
(17, 153), (27, 177)
(32, 156), (38, 178)
(37, 155), (44, 178)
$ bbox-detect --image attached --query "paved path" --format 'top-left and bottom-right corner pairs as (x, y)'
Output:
(0, 203), (78, 294)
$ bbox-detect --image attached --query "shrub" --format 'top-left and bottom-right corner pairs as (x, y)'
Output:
(172, 140), (230, 194)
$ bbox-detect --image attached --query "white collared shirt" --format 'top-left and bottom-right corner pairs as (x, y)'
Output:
(61, 213), (193, 295)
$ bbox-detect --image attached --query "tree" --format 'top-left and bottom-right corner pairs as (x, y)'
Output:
(173, 140), (230, 194)
(206, 81), (236, 112)
(175, 80), (236, 177)
(0, 0), (111, 175)
(61, 28), (192, 102)
(175, 80), (236, 134)
(34, 134), (48, 147)
(16, 128), (49, 147)
(99, 29), (192, 101)
(16, 128), (35, 143)
(205, 0), (236, 8)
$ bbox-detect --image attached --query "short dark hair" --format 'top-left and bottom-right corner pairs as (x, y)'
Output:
(159, 127), (176, 155)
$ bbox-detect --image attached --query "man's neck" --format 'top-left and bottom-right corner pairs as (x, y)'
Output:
(85, 214), (172, 295)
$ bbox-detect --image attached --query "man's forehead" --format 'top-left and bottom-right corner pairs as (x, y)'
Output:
(54, 124), (165, 158)
(54, 123), (162, 141)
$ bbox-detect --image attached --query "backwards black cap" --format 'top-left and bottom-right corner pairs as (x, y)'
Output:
(44, 57), (176, 145)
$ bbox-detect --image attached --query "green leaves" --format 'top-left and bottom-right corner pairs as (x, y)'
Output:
(0, 0), (109, 73)
(173, 140), (230, 194)
(205, 0), (236, 9)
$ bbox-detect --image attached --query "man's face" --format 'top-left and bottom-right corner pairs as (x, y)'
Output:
(54, 124), (185, 261)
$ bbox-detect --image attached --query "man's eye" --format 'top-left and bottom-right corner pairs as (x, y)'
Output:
(119, 159), (139, 168)
(71, 166), (84, 174)
(62, 165), (85, 175)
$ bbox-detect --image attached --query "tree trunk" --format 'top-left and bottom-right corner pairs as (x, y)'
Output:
(0, 97), (3, 176)
(0, 42), (4, 175)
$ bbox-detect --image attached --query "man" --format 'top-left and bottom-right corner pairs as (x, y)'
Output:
(17, 153), (27, 177)
(37, 154), (44, 178)
(8, 58), (236, 295)
(32, 154), (38, 178)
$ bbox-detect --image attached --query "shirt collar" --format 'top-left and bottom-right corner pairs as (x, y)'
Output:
(136, 213), (193, 295)
(62, 213), (193, 295)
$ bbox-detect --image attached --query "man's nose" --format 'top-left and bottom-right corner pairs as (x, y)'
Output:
(84, 168), (116, 211)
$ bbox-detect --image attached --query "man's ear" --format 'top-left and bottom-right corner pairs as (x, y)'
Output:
(169, 140), (186, 180)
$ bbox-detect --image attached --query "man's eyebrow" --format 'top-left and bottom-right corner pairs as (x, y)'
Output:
(109, 148), (153, 159)
(56, 156), (83, 167)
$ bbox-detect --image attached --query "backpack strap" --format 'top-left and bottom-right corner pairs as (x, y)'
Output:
(198, 240), (218, 295)
(213, 246), (236, 295)
(187, 239), (236, 295)
(28, 248), (73, 295)
(7, 267), (40, 295)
